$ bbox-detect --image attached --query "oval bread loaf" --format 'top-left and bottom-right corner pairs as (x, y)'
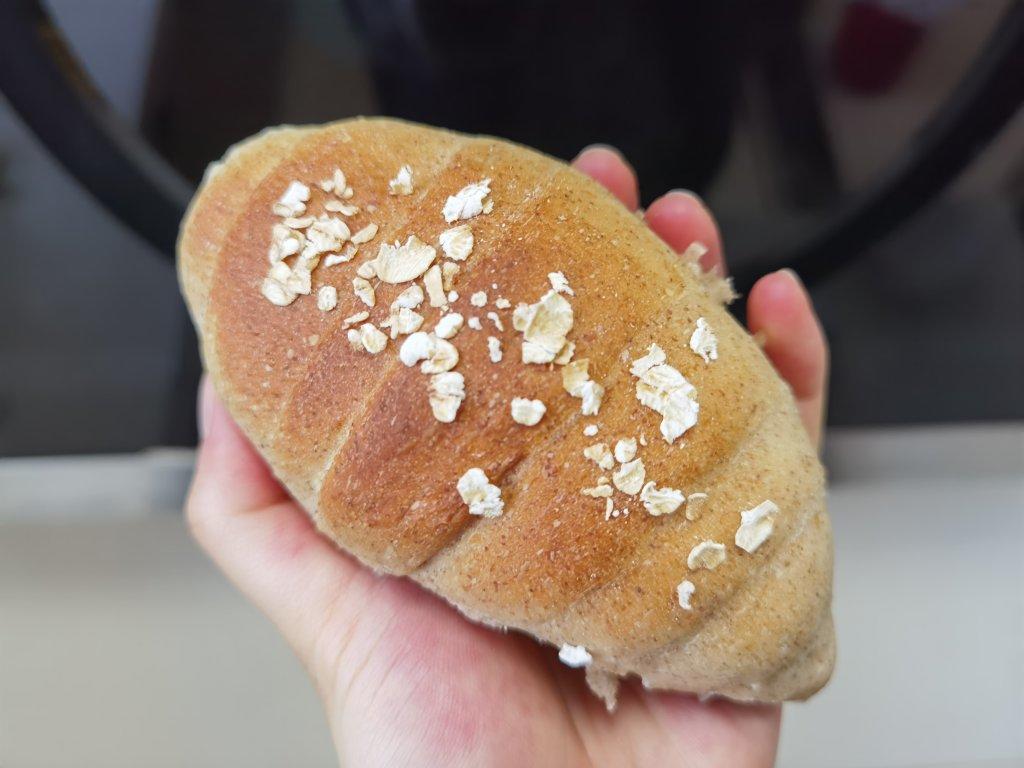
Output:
(178, 117), (834, 704)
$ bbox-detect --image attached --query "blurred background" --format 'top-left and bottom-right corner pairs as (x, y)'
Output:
(0, 1), (1021, 766)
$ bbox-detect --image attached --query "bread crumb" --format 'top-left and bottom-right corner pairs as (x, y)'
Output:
(468, 316), (483, 331)
(486, 311), (504, 331)
(470, 291), (488, 307)
(583, 424), (599, 437)
(585, 667), (620, 712)
(558, 644), (592, 668)
(494, 297), (511, 309)
(581, 483), (613, 498)
(680, 241), (709, 265)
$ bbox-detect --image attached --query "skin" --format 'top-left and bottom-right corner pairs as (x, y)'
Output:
(187, 145), (830, 767)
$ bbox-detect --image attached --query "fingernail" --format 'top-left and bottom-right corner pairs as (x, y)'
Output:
(778, 268), (804, 287)
(575, 143), (623, 162)
(667, 188), (708, 210)
(580, 143), (617, 154)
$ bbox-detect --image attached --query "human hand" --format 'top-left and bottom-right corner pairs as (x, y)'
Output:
(186, 145), (829, 767)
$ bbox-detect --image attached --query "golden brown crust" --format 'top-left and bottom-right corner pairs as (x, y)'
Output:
(178, 117), (835, 702)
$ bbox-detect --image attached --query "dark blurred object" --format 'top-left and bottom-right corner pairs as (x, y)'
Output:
(749, 0), (1024, 294)
(0, 0), (191, 257)
(3, 0), (1020, 295)
(141, 0), (289, 183)
(831, 1), (926, 94)
(0, 0), (1021, 454)
(344, 0), (741, 201)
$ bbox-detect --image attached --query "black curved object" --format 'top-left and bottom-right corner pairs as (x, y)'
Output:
(0, 0), (192, 257)
(736, 1), (1024, 293)
(0, 0), (1020, 289)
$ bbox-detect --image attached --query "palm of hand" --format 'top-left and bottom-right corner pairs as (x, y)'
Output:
(188, 147), (827, 768)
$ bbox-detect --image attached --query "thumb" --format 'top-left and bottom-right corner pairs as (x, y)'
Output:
(186, 378), (364, 678)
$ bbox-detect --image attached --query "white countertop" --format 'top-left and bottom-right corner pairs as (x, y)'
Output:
(1, 424), (1021, 767)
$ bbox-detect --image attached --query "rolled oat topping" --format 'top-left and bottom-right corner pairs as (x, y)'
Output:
(439, 225), (474, 261)
(443, 179), (492, 223)
(630, 344), (699, 444)
(510, 397), (546, 426)
(687, 541), (726, 571)
(457, 467), (503, 517)
(388, 165), (414, 196)
(735, 500), (778, 554)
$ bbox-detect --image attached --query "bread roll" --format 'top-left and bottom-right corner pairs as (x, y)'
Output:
(178, 117), (834, 704)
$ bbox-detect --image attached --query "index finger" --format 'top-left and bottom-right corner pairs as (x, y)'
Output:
(572, 145), (640, 210)
(644, 191), (727, 276)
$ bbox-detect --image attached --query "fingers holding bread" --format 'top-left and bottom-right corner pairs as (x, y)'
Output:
(572, 145), (640, 211)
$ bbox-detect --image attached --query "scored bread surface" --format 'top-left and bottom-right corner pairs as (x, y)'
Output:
(178, 117), (834, 703)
